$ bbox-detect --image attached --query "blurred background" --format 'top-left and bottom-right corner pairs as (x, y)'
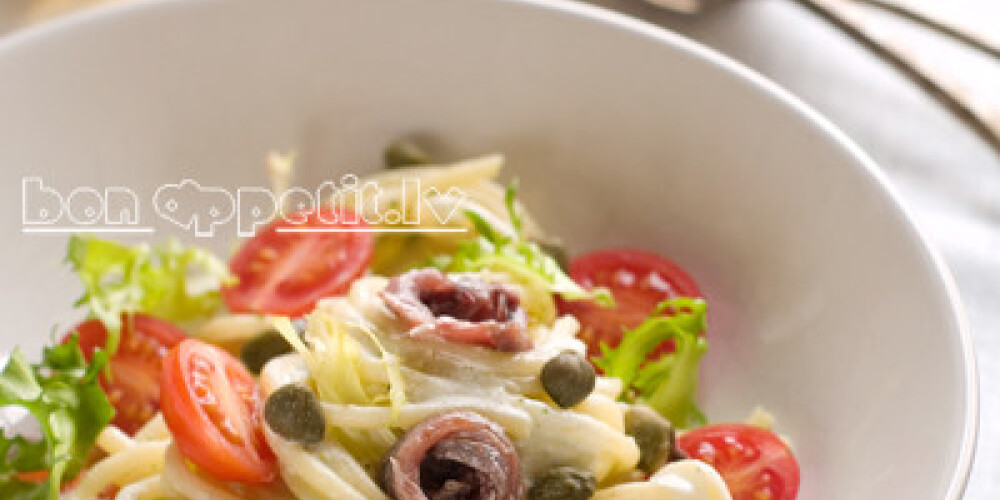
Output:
(0, 0), (997, 498)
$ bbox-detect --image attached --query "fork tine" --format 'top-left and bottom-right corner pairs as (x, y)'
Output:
(641, 0), (703, 15)
(852, 0), (1000, 60)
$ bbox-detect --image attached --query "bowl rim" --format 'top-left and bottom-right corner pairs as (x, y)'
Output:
(0, 0), (979, 498)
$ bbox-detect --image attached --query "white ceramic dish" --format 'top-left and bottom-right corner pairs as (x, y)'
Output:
(0, 1), (976, 499)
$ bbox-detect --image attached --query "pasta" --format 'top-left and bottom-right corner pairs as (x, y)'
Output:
(255, 277), (640, 500)
(244, 272), (742, 500)
(344, 154), (542, 239)
(28, 150), (799, 500)
(69, 435), (167, 499)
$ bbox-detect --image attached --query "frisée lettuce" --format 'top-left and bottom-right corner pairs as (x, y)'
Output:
(66, 236), (234, 354)
(594, 297), (708, 429)
(435, 182), (613, 323)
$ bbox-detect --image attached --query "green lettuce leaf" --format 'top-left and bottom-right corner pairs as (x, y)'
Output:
(594, 297), (708, 428)
(435, 182), (612, 322)
(66, 236), (234, 353)
(0, 337), (114, 500)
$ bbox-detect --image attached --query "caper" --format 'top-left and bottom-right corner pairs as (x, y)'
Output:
(264, 384), (325, 445)
(624, 404), (685, 473)
(528, 466), (596, 500)
(384, 139), (432, 169)
(540, 351), (595, 408)
(240, 329), (294, 375)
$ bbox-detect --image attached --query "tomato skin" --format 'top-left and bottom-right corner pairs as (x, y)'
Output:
(161, 339), (276, 484)
(557, 248), (703, 360)
(67, 314), (187, 435)
(223, 207), (374, 316)
(16, 470), (85, 493)
(678, 424), (800, 500)
(16, 470), (50, 483)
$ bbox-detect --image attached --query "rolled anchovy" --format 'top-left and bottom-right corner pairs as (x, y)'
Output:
(380, 269), (531, 352)
(382, 411), (523, 500)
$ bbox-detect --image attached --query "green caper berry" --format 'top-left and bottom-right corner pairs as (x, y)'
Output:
(240, 329), (294, 375)
(384, 140), (432, 169)
(264, 384), (325, 445)
(528, 466), (596, 500)
(541, 351), (596, 408)
(624, 404), (683, 473)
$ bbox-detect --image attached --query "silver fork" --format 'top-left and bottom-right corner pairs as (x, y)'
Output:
(639, 0), (1000, 153)
(641, 0), (703, 14)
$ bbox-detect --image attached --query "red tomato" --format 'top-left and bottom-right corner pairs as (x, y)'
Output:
(678, 424), (801, 500)
(15, 470), (50, 483)
(556, 248), (703, 360)
(68, 314), (187, 435)
(161, 339), (276, 483)
(223, 207), (374, 316)
(96, 486), (119, 500)
(16, 470), (84, 493)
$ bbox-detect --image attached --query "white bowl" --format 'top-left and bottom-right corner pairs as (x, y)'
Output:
(0, 1), (976, 499)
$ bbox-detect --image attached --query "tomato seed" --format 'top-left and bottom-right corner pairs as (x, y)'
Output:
(260, 247), (278, 261)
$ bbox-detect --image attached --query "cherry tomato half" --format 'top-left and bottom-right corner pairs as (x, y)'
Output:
(223, 207), (374, 316)
(68, 314), (187, 435)
(161, 339), (276, 483)
(678, 424), (801, 500)
(556, 248), (703, 360)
